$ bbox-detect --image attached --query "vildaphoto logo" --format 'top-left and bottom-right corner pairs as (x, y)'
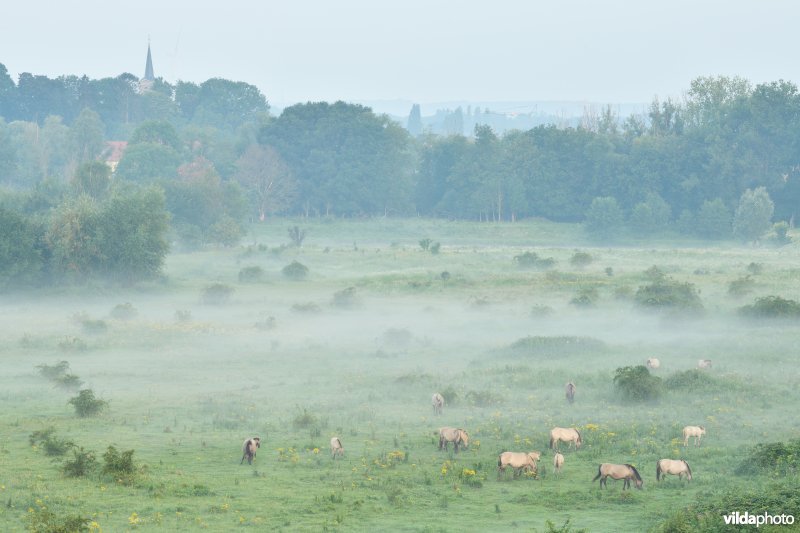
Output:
(723, 512), (795, 527)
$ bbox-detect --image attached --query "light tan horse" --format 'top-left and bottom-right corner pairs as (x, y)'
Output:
(498, 451), (540, 477)
(565, 382), (576, 404)
(438, 427), (469, 452)
(682, 426), (706, 446)
(432, 393), (444, 415)
(697, 359), (712, 369)
(592, 463), (643, 490)
(330, 437), (344, 459)
(240, 437), (261, 465)
(549, 427), (582, 450)
(646, 357), (660, 369)
(656, 459), (692, 482)
(553, 452), (565, 474)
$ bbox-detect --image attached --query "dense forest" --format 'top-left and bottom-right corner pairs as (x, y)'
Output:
(1, 63), (798, 287)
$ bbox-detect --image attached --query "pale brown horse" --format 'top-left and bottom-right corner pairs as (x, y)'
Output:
(697, 359), (712, 369)
(553, 452), (565, 474)
(432, 393), (444, 415)
(565, 382), (576, 404)
(498, 451), (540, 477)
(656, 459), (692, 482)
(646, 357), (660, 369)
(549, 427), (582, 450)
(330, 437), (344, 459)
(439, 427), (469, 452)
(592, 463), (643, 490)
(682, 425), (706, 446)
(240, 437), (261, 465)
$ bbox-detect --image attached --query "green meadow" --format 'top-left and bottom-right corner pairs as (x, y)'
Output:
(1, 218), (799, 532)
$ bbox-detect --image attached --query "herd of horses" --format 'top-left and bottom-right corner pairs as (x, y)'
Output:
(239, 359), (707, 491)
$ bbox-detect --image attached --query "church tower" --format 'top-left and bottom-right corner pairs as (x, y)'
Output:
(139, 41), (155, 93)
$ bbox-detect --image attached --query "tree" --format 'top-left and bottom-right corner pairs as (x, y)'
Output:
(128, 120), (180, 150)
(584, 196), (624, 241)
(70, 108), (105, 163)
(629, 192), (671, 235)
(72, 161), (111, 199)
(0, 206), (44, 289)
(695, 198), (732, 239)
(45, 195), (103, 278)
(115, 143), (181, 182)
(407, 104), (422, 137)
(733, 187), (774, 243)
(234, 144), (297, 220)
(192, 78), (269, 131)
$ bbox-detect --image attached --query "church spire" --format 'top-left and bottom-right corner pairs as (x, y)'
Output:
(143, 40), (155, 81)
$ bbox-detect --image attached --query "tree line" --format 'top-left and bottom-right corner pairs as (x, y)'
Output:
(1, 69), (798, 287)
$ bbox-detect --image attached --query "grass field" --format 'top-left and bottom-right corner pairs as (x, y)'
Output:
(1, 218), (799, 532)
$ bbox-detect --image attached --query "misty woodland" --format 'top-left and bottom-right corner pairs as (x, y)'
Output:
(1, 56), (800, 532)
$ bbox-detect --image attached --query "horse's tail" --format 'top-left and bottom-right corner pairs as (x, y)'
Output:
(684, 460), (692, 479)
(498, 455), (502, 468)
(575, 429), (582, 447)
(592, 465), (601, 482)
(656, 461), (661, 481)
(549, 435), (554, 449)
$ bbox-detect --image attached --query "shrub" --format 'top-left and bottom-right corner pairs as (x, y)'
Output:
(68, 389), (108, 418)
(102, 446), (137, 484)
(727, 275), (755, 296)
(735, 439), (800, 476)
(569, 252), (593, 268)
(201, 283), (234, 305)
(739, 295), (800, 319)
(429, 242), (441, 254)
(439, 385), (459, 406)
(513, 252), (556, 270)
(465, 390), (504, 407)
(292, 409), (318, 429)
(663, 369), (720, 392)
(53, 374), (83, 390)
(29, 427), (57, 446)
(332, 287), (360, 309)
(42, 435), (76, 456)
(238, 265), (264, 283)
(291, 302), (322, 314)
(109, 302), (137, 320)
(419, 238), (432, 251)
(570, 287), (598, 307)
(282, 260), (309, 280)
(80, 319), (107, 334)
(26, 503), (90, 532)
(36, 361), (70, 380)
(746, 262), (763, 275)
(772, 221), (792, 245)
(530, 305), (554, 317)
(634, 276), (703, 313)
(613, 365), (662, 402)
(58, 336), (87, 352)
(62, 446), (98, 478)
(174, 309), (192, 322)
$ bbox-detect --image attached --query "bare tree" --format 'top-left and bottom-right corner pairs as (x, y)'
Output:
(234, 145), (297, 221)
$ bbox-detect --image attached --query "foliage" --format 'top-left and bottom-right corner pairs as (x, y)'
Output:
(583, 196), (624, 241)
(738, 295), (800, 318)
(68, 389), (108, 418)
(419, 238), (432, 251)
(42, 435), (76, 457)
(727, 275), (756, 296)
(332, 287), (360, 309)
(53, 374), (83, 390)
(771, 221), (792, 245)
(61, 446), (98, 478)
(507, 336), (605, 357)
(735, 439), (800, 476)
(733, 187), (774, 243)
(634, 275), (703, 312)
(234, 144), (297, 220)
(569, 287), (599, 307)
(282, 260), (309, 280)
(109, 302), (138, 320)
(238, 265), (264, 283)
(288, 226), (306, 247)
(464, 389), (504, 407)
(292, 409), (318, 429)
(36, 361), (70, 380)
(201, 283), (234, 305)
(26, 503), (90, 533)
(102, 446), (138, 484)
(695, 198), (732, 239)
(0, 205), (44, 289)
(613, 365), (663, 402)
(514, 251), (556, 270)
(663, 369), (721, 392)
(569, 251), (593, 268)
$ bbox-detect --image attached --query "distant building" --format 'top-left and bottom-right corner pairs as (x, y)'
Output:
(138, 42), (155, 93)
(102, 141), (127, 173)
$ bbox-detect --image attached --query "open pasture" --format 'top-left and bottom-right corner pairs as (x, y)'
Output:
(1, 219), (799, 532)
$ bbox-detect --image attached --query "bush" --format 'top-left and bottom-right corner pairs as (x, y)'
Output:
(513, 252), (556, 270)
(53, 374), (83, 390)
(109, 302), (137, 320)
(569, 252), (593, 268)
(663, 369), (720, 392)
(613, 365), (662, 402)
(465, 390), (504, 407)
(201, 283), (234, 305)
(292, 409), (318, 429)
(29, 427), (56, 446)
(429, 242), (441, 254)
(735, 439), (800, 476)
(419, 238), (432, 251)
(570, 287), (598, 307)
(746, 262), (763, 275)
(42, 435), (76, 456)
(332, 287), (360, 309)
(238, 265), (264, 283)
(727, 275), (756, 296)
(291, 302), (322, 314)
(102, 446), (137, 484)
(739, 295), (800, 319)
(62, 446), (98, 478)
(26, 503), (90, 532)
(68, 389), (108, 418)
(57, 337), (87, 352)
(36, 361), (70, 380)
(80, 319), (107, 334)
(634, 276), (703, 313)
(174, 309), (192, 322)
(282, 260), (309, 280)
(288, 226), (306, 247)
(439, 385), (459, 406)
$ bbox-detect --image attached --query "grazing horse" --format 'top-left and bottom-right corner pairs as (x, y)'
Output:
(682, 425), (706, 447)
(697, 359), (712, 369)
(498, 451), (541, 477)
(439, 427), (469, 452)
(432, 393), (444, 415)
(330, 437), (344, 459)
(553, 452), (565, 474)
(240, 437), (261, 465)
(549, 427), (582, 451)
(656, 459), (692, 482)
(565, 382), (576, 404)
(646, 357), (660, 369)
(592, 463), (643, 490)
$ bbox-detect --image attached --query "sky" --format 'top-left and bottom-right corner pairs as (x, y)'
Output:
(2, 0), (798, 114)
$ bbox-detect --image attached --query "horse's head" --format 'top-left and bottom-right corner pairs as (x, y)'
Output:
(458, 430), (469, 448)
(252, 437), (261, 449)
(633, 477), (643, 489)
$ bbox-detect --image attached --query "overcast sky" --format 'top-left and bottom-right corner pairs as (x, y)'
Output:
(1, 0), (798, 112)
